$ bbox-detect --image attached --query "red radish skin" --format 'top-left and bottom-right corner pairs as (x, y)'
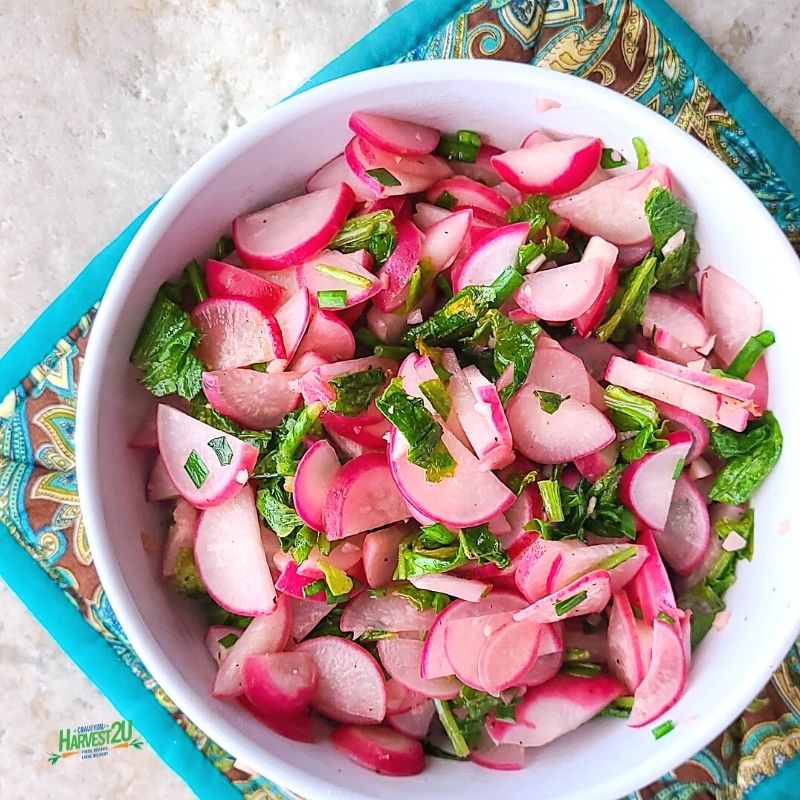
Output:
(212, 593), (291, 697)
(296, 636), (387, 724)
(156, 405), (258, 508)
(471, 739), (525, 771)
(478, 618), (543, 695)
(233, 184), (355, 269)
(561, 335), (625, 383)
(243, 651), (317, 715)
(377, 638), (461, 699)
(349, 111), (439, 156)
(426, 176), (511, 217)
(514, 570), (612, 623)
(408, 573), (490, 602)
(451, 222), (530, 293)
(192, 297), (284, 369)
(747, 356), (770, 410)
(205, 625), (240, 666)
(330, 724), (425, 776)
(699, 266), (763, 366)
(607, 591), (649, 692)
(206, 259), (284, 313)
(386, 701), (435, 740)
(194, 484), (276, 616)
(306, 152), (376, 201)
(292, 306), (355, 364)
(574, 237), (619, 337)
(340, 590), (437, 639)
(418, 208), (473, 274)
(629, 618), (687, 727)
(643, 293), (713, 351)
(275, 289), (312, 363)
(289, 598), (334, 642)
(653, 328), (703, 366)
(322, 414), (391, 449)
(515, 539), (573, 604)
(490, 137), (602, 194)
(147, 454), (179, 502)
(366, 305), (408, 344)
(161, 497), (198, 578)
(293, 439), (341, 531)
(527, 346), (592, 403)
(655, 474), (711, 575)
(202, 369), (301, 430)
(574, 441), (620, 482)
(373, 219), (424, 312)
(299, 249), (380, 308)
(240, 697), (317, 743)
(515, 258), (605, 323)
(324, 452), (410, 540)
(626, 529), (677, 624)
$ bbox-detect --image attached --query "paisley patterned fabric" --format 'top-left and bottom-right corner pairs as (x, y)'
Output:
(0, 2), (798, 799)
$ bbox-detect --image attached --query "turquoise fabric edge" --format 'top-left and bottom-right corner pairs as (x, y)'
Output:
(637, 0), (800, 201)
(748, 754), (800, 800)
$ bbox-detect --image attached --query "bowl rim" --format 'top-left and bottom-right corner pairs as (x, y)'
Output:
(77, 58), (800, 800)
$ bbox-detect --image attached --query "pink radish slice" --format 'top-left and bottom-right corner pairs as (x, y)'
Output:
(275, 289), (312, 363)
(619, 430), (692, 530)
(515, 539), (573, 604)
(688, 457), (713, 481)
(408, 573), (490, 602)
(626, 529), (676, 624)
(419, 208), (473, 274)
(550, 164), (672, 246)
(156, 405), (257, 508)
(147, 454), (178, 501)
(493, 181), (524, 205)
(643, 293), (713, 351)
(327, 429), (377, 461)
(322, 414), (390, 449)
(372, 219), (424, 312)
(519, 623), (565, 686)
(386, 678), (426, 715)
(194, 484), (276, 615)
(366, 305), (407, 344)
(655, 474), (710, 575)
(607, 591), (649, 692)
(561, 335), (625, 383)
(192, 297), (284, 369)
(206, 259), (284, 313)
(426, 176), (511, 217)
(564, 619), (609, 663)
(515, 258), (605, 322)
(240, 697), (317, 743)
(506, 391), (615, 465)
(306, 152), (376, 202)
(212, 593), (291, 697)
(292, 306), (355, 364)
(289, 597), (334, 642)
(294, 439), (341, 531)
(323, 452), (409, 540)
(527, 346), (592, 404)
(387, 701), (435, 740)
(575, 441), (619, 483)
(490, 673), (625, 747)
(202, 369), (301, 430)
(451, 222), (530, 293)
(389, 426), (515, 528)
(449, 144), (503, 185)
(574, 237), (619, 337)
(471, 738), (525, 771)
(243, 650), (318, 715)
(130, 406), (158, 449)
(296, 636), (387, 724)
(297, 539), (364, 578)
(422, 592), (528, 680)
(161, 498), (198, 578)
(233, 184), (355, 269)
(330, 724), (425, 776)
(478, 618), (543, 695)
(747, 356), (769, 410)
(616, 241), (652, 267)
(254, 266), (301, 296)
(605, 356), (750, 432)
(349, 111), (439, 156)
(548, 543), (648, 593)
(412, 202), (452, 230)
(300, 355), (396, 411)
(275, 560), (325, 601)
(490, 137), (602, 194)
(205, 625), (240, 666)
(699, 266), (763, 366)
(445, 612), (519, 690)
(377, 638), (460, 699)
(340, 589), (437, 639)
(299, 249), (379, 308)
(514, 570), (612, 623)
(635, 351), (755, 402)
(653, 328), (703, 366)
(628, 618), (687, 727)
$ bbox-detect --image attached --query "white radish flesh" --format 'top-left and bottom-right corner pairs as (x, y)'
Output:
(527, 346), (592, 404)
(426, 176), (511, 217)
(349, 111), (439, 156)
(299, 249), (380, 308)
(643, 293), (713, 351)
(376, 638), (460, 699)
(147, 454), (179, 502)
(419, 208), (473, 274)
(275, 288), (312, 363)
(626, 529), (677, 624)
(408, 572), (490, 602)
(607, 590), (649, 692)
(362, 525), (410, 588)
(340, 590), (436, 639)
(515, 258), (605, 322)
(373, 219), (424, 312)
(514, 570), (612, 623)
(477, 618), (543, 695)
(655, 474), (711, 575)
(205, 625), (240, 666)
(451, 222), (530, 293)
(386, 700), (435, 740)
(292, 306), (355, 364)
(306, 152), (376, 201)
(293, 439), (341, 531)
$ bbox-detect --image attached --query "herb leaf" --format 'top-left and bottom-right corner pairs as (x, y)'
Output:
(604, 385), (668, 462)
(534, 390), (566, 415)
(600, 148), (627, 169)
(208, 436), (234, 466)
(644, 187), (699, 290)
(329, 210), (397, 266)
(328, 368), (387, 417)
(419, 378), (452, 420)
(596, 255), (657, 343)
(435, 130), (482, 163)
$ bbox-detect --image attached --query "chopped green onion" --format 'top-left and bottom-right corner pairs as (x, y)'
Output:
(672, 457), (685, 480)
(366, 167), (401, 187)
(317, 290), (348, 309)
(435, 130), (481, 163)
(208, 436), (233, 466)
(358, 629), (396, 642)
(600, 148), (627, 169)
(652, 720), (675, 740)
(490, 265), (525, 306)
(185, 259), (208, 302)
(555, 590), (588, 617)
(632, 136), (649, 169)
(436, 274), (454, 299)
(564, 647), (592, 663)
(303, 579), (326, 598)
(214, 235), (235, 260)
(538, 479), (564, 522)
(656, 611), (675, 625)
(434, 190), (458, 209)
(726, 330), (775, 379)
(184, 450), (208, 488)
(355, 327), (382, 350)
(534, 389), (566, 415)
(599, 696), (634, 718)
(433, 699), (470, 759)
(315, 263), (373, 288)
(217, 633), (238, 648)
(595, 546), (638, 572)
(562, 662), (602, 678)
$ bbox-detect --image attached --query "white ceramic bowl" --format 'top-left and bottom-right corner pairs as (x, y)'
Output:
(77, 60), (800, 800)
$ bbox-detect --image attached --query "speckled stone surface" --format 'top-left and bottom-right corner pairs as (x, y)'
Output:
(0, 1), (797, 798)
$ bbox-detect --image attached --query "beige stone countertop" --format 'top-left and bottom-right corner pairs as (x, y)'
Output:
(0, 1), (797, 798)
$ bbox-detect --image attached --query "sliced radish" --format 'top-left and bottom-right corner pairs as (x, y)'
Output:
(294, 439), (341, 531)
(490, 137), (602, 194)
(574, 441), (619, 483)
(548, 542), (648, 593)
(289, 597), (334, 642)
(448, 144), (502, 185)
(426, 176), (510, 217)
(275, 288), (312, 363)
(652, 328), (703, 366)
(300, 355), (396, 411)
(564, 619), (609, 663)
(550, 164), (672, 246)
(607, 590), (649, 692)
(387, 700), (435, 740)
(243, 650), (317, 715)
(156, 404), (258, 508)
(366, 305), (407, 343)
(451, 222), (530, 293)
(412, 202), (452, 230)
(327, 429), (378, 461)
(515, 258), (604, 323)
(192, 297), (284, 369)
(322, 414), (391, 449)
(147, 454), (178, 501)
(130, 406), (158, 449)
(471, 737), (525, 771)
(377, 638), (460, 699)
(323, 452), (409, 540)
(408, 573), (490, 602)
(561, 335), (625, 383)
(643, 293), (713, 351)
(419, 208), (473, 274)
(628, 618), (687, 727)
(514, 570), (612, 623)
(331, 724), (425, 776)
(507, 391), (615, 464)
(527, 345), (592, 404)
(747, 356), (770, 410)
(605, 356), (750, 432)
(699, 266), (763, 366)
(386, 678), (427, 715)
(349, 111), (439, 156)
(655, 474), (710, 575)
(445, 612), (519, 690)
(274, 559), (325, 601)
(340, 589), (436, 639)
(233, 184), (355, 269)
(206, 259), (284, 313)
(161, 497), (198, 578)
(296, 636), (387, 724)
(202, 369), (301, 430)
(478, 618), (542, 695)
(372, 219), (424, 313)
(574, 237), (619, 337)
(306, 152), (375, 202)
(515, 539), (573, 604)
(299, 249), (379, 308)
(205, 625), (240, 666)
(519, 622), (565, 686)
(212, 593), (291, 697)
(626, 529), (676, 624)
(292, 306), (355, 364)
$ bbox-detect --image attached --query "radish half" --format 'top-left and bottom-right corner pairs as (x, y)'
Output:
(292, 306), (356, 364)
(655, 474), (710, 575)
(408, 572), (490, 602)
(299, 249), (380, 309)
(515, 258), (605, 322)
(425, 176), (511, 217)
(274, 288), (312, 363)
(573, 237), (619, 337)
(471, 738), (525, 771)
(607, 590), (650, 692)
(451, 222), (530, 293)
(289, 597), (334, 642)
(205, 625), (240, 666)
(561, 335), (625, 383)
(514, 570), (612, 623)
(444, 612), (519, 690)
(306, 153), (376, 202)
(349, 111), (439, 156)
(294, 439), (341, 531)
(330, 724), (425, 776)
(147, 454), (179, 502)
(206, 259), (284, 313)
(419, 208), (473, 274)
(362, 525), (409, 588)
(340, 589), (436, 639)
(527, 345), (592, 403)
(642, 293), (713, 351)
(626, 529), (677, 624)
(376, 638), (460, 699)
(386, 701), (435, 741)
(477, 618), (543, 695)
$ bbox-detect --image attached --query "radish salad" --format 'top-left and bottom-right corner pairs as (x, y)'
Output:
(131, 110), (783, 775)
